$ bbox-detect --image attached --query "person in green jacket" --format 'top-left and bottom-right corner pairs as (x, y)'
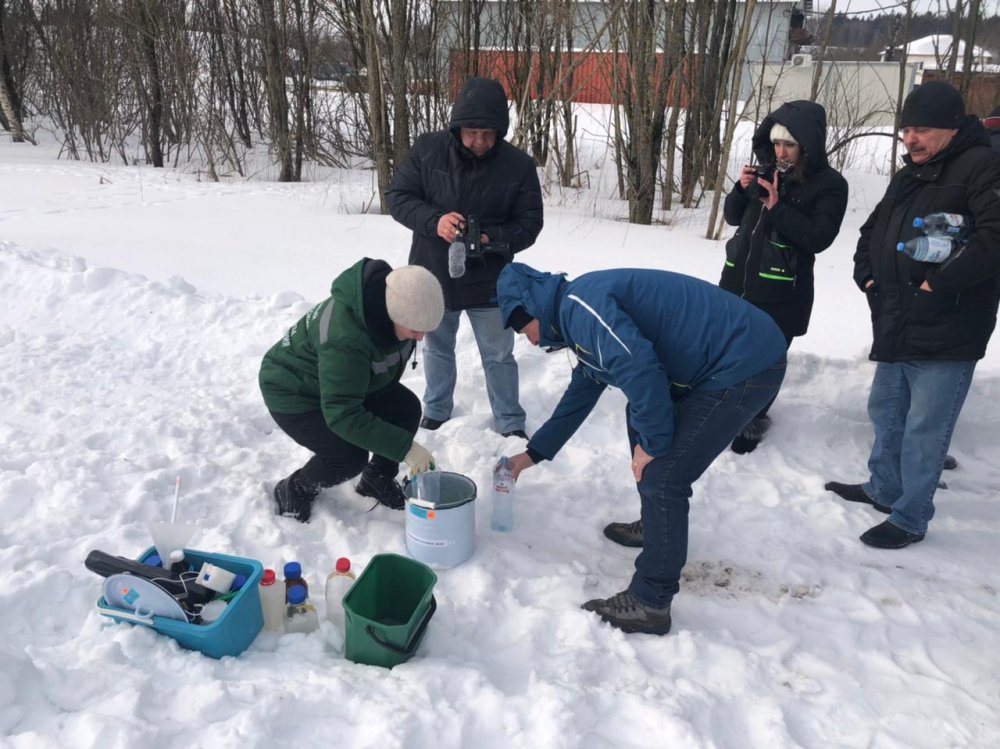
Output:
(260, 258), (444, 522)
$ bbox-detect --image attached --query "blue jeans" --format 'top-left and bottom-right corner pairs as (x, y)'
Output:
(422, 307), (526, 433)
(629, 357), (787, 609)
(863, 360), (975, 536)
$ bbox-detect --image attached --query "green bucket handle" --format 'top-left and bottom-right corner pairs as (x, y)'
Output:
(364, 596), (437, 657)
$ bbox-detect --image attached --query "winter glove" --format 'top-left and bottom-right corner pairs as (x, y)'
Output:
(404, 440), (436, 476)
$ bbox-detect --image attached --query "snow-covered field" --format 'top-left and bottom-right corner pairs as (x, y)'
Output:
(1, 125), (998, 748)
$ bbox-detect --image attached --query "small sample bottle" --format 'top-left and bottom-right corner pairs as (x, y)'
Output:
(259, 569), (285, 632)
(283, 561), (308, 599)
(284, 584), (319, 634)
(491, 456), (515, 532)
(324, 557), (357, 633)
(897, 236), (955, 264)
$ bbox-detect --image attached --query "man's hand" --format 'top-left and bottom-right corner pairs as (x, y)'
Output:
(632, 445), (654, 482)
(738, 165), (756, 190)
(437, 212), (466, 243)
(506, 452), (535, 480)
(404, 440), (435, 476)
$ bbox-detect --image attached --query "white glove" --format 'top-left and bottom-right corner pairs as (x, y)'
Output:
(404, 440), (436, 476)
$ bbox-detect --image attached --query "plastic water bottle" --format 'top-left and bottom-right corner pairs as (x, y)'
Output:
(491, 457), (515, 532)
(284, 585), (319, 634)
(897, 236), (955, 263)
(258, 568), (285, 632)
(324, 557), (356, 633)
(913, 213), (971, 239)
(448, 238), (467, 278)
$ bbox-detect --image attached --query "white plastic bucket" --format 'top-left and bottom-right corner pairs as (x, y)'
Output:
(403, 472), (476, 569)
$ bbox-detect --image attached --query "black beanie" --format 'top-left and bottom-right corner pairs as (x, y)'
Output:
(504, 305), (534, 331)
(900, 81), (964, 129)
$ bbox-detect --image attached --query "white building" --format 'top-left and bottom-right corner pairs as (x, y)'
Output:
(883, 34), (995, 72)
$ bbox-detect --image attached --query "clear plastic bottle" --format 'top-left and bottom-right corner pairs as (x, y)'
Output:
(259, 568), (285, 632)
(913, 213), (971, 239)
(491, 456), (515, 532)
(283, 561), (308, 599)
(324, 557), (357, 632)
(284, 584), (319, 634)
(897, 236), (955, 263)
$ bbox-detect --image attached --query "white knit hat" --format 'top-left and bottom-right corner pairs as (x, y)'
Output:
(385, 265), (444, 332)
(770, 123), (797, 144)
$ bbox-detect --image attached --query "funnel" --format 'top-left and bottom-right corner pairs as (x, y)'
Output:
(147, 476), (196, 567)
(147, 520), (197, 567)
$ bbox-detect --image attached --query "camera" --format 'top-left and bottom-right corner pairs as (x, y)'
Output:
(447, 215), (511, 278)
(745, 161), (789, 201)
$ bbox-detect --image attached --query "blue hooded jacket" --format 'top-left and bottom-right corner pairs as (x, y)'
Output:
(497, 263), (787, 460)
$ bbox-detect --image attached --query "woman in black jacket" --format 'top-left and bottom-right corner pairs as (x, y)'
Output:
(720, 100), (848, 453)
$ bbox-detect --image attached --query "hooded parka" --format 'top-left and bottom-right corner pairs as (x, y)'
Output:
(853, 116), (1000, 362)
(720, 100), (849, 338)
(386, 77), (544, 311)
(496, 263), (787, 461)
(259, 258), (418, 462)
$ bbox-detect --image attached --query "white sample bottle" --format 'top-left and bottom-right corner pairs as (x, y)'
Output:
(324, 557), (357, 634)
(259, 568), (285, 632)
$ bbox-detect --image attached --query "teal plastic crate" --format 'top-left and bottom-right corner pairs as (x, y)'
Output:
(96, 547), (264, 659)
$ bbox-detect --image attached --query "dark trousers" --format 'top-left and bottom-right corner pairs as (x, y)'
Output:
(753, 333), (794, 421)
(627, 356), (787, 608)
(269, 383), (421, 488)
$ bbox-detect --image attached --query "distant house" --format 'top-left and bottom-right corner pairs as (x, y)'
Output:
(883, 34), (996, 72)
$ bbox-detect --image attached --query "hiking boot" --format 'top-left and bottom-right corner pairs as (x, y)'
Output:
(824, 481), (890, 514)
(273, 472), (318, 523)
(603, 519), (643, 548)
(356, 465), (406, 510)
(860, 520), (925, 549)
(502, 429), (529, 440)
(581, 589), (672, 635)
(731, 415), (771, 455)
(943, 455), (958, 470)
(420, 416), (447, 431)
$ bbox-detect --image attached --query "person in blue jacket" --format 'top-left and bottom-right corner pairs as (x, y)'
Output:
(497, 263), (788, 634)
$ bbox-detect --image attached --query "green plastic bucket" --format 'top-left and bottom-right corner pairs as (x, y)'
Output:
(343, 553), (438, 668)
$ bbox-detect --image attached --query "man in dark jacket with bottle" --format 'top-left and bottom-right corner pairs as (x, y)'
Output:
(497, 263), (788, 635)
(259, 259), (444, 522)
(825, 81), (1000, 549)
(386, 77), (543, 440)
(720, 100), (848, 453)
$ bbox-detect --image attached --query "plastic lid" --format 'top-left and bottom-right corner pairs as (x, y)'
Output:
(287, 585), (307, 605)
(232, 574), (247, 591)
(913, 217), (925, 228)
(169, 549), (185, 562)
(284, 561), (302, 579)
(335, 557), (351, 573)
(261, 569), (276, 585)
(896, 242), (905, 251)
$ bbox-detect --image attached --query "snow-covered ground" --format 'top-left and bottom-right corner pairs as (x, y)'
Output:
(1, 124), (998, 748)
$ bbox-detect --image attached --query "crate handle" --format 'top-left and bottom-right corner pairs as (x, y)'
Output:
(364, 596), (437, 656)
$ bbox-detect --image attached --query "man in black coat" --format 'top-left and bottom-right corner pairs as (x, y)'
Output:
(720, 100), (849, 453)
(386, 77), (544, 439)
(826, 81), (1000, 549)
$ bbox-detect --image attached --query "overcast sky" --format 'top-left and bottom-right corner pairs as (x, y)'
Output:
(813, 0), (1000, 16)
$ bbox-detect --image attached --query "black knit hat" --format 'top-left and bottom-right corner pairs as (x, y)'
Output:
(900, 81), (965, 129)
(504, 305), (534, 331)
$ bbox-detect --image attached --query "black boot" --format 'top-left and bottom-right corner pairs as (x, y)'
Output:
(824, 481), (890, 514)
(582, 589), (672, 635)
(420, 416), (447, 431)
(731, 415), (771, 455)
(273, 471), (318, 523)
(356, 464), (406, 510)
(943, 455), (958, 470)
(860, 520), (925, 549)
(603, 519), (644, 548)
